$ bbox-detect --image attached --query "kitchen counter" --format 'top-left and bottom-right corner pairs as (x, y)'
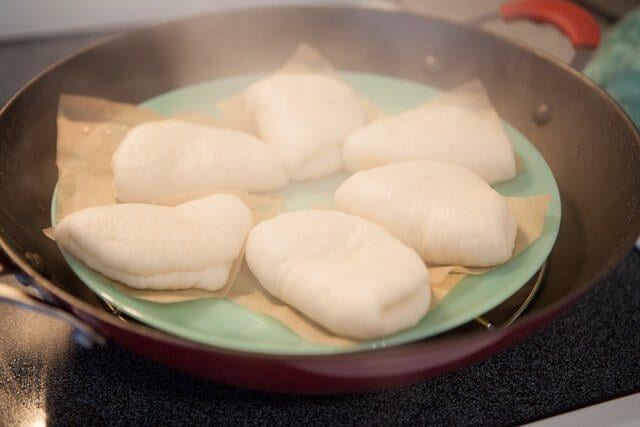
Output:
(1, 28), (639, 427)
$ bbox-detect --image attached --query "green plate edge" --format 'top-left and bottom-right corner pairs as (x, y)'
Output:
(53, 72), (561, 355)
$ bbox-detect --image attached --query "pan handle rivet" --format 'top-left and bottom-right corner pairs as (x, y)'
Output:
(424, 54), (443, 75)
(533, 103), (552, 125)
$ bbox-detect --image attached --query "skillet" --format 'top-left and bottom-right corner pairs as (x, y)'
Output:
(0, 6), (639, 393)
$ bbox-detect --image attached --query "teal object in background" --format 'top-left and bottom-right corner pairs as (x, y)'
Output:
(54, 73), (561, 355)
(602, 70), (640, 125)
(584, 7), (640, 127)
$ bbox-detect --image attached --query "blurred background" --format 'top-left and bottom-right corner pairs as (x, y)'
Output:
(2, 0), (638, 136)
(0, 0), (636, 42)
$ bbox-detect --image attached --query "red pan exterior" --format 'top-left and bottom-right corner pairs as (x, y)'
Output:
(65, 293), (566, 393)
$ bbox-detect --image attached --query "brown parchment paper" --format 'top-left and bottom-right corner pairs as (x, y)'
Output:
(56, 95), (164, 220)
(53, 75), (550, 347)
(216, 43), (384, 134)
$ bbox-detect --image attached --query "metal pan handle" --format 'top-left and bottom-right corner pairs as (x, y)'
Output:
(500, 0), (601, 70)
(0, 252), (105, 348)
(500, 0), (601, 48)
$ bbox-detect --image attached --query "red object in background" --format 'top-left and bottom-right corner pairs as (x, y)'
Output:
(501, 0), (601, 47)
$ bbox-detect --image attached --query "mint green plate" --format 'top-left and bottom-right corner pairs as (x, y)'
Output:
(54, 73), (561, 355)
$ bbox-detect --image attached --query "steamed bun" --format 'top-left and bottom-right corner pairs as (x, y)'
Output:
(55, 194), (252, 291)
(342, 83), (516, 184)
(335, 160), (517, 267)
(245, 209), (430, 340)
(244, 73), (368, 180)
(112, 120), (288, 203)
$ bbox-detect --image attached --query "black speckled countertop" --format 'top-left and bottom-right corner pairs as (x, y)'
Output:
(1, 32), (639, 427)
